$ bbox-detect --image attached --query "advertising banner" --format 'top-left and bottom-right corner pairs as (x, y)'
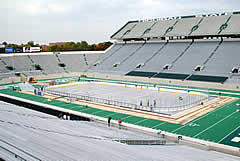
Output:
(0, 48), (5, 53)
(23, 47), (31, 52)
(5, 47), (13, 53)
(30, 47), (41, 52)
(13, 47), (23, 53)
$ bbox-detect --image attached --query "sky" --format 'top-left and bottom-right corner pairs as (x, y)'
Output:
(1, 0), (240, 45)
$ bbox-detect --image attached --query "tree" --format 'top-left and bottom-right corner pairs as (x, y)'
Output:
(2, 42), (7, 45)
(62, 42), (73, 51)
(103, 41), (113, 50)
(47, 45), (60, 52)
(79, 41), (89, 51)
(89, 44), (96, 51)
(94, 43), (104, 51)
(27, 41), (34, 47)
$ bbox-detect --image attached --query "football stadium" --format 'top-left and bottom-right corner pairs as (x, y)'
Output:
(1, 11), (240, 160)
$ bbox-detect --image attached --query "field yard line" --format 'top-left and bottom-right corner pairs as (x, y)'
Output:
(91, 110), (104, 115)
(104, 113), (118, 118)
(151, 122), (167, 129)
(171, 99), (238, 133)
(121, 115), (134, 120)
(133, 118), (148, 125)
(193, 112), (237, 138)
(78, 107), (93, 112)
(218, 126), (240, 143)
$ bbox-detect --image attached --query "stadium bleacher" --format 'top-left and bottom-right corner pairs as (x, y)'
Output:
(190, 15), (230, 36)
(89, 38), (239, 84)
(1, 55), (34, 72)
(220, 14), (240, 35)
(30, 54), (66, 74)
(90, 12), (240, 84)
(196, 41), (240, 77)
(0, 52), (100, 79)
(57, 53), (88, 72)
(112, 13), (240, 40)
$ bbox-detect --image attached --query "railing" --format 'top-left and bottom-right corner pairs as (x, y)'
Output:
(0, 139), (41, 161)
(0, 145), (27, 161)
(113, 139), (167, 145)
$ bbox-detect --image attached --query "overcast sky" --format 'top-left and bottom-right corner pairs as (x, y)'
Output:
(2, 0), (240, 45)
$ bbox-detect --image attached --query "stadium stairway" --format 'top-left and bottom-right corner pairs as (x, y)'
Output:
(217, 15), (232, 35)
(188, 18), (204, 36)
(140, 21), (157, 38)
(154, 39), (194, 78)
(88, 43), (125, 71)
(163, 19), (179, 37)
(54, 53), (69, 73)
(141, 41), (169, 68)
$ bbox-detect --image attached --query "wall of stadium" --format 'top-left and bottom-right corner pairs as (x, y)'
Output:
(86, 72), (240, 92)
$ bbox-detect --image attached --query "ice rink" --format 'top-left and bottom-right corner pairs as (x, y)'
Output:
(49, 82), (209, 114)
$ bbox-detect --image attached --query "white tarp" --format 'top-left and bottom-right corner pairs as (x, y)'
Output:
(18, 82), (34, 91)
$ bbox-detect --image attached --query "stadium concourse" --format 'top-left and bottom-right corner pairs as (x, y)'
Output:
(0, 11), (240, 159)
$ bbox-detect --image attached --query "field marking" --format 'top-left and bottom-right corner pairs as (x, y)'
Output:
(193, 111), (237, 138)
(91, 110), (104, 115)
(171, 99), (238, 133)
(121, 115), (134, 120)
(78, 107), (92, 112)
(104, 112), (119, 118)
(218, 126), (240, 143)
(133, 118), (148, 125)
(151, 122), (167, 129)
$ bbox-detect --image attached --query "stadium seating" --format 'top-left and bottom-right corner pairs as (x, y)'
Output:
(166, 17), (202, 37)
(111, 21), (139, 39)
(0, 59), (10, 73)
(190, 15), (230, 36)
(0, 52), (100, 79)
(57, 53), (88, 72)
(89, 39), (240, 83)
(144, 19), (178, 38)
(89, 43), (143, 74)
(111, 13), (240, 40)
(196, 41), (240, 77)
(123, 21), (155, 39)
(30, 54), (66, 74)
(0, 55), (34, 72)
(220, 14), (240, 35)
(113, 42), (166, 73)
(137, 42), (191, 73)
(163, 41), (220, 74)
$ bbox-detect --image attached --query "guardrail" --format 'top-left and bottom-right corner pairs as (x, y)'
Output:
(0, 145), (27, 161)
(113, 139), (167, 145)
